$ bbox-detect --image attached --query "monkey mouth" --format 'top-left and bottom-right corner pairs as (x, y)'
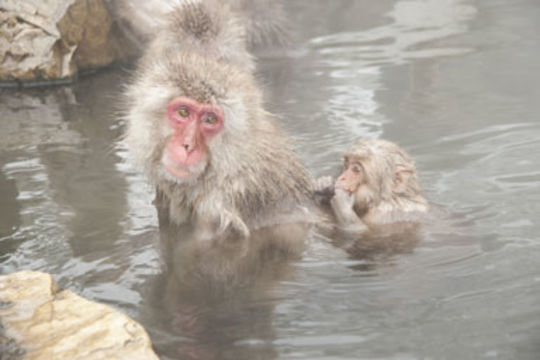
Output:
(165, 163), (195, 178)
(162, 153), (207, 180)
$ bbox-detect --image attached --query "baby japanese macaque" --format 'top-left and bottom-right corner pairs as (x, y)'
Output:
(316, 139), (429, 233)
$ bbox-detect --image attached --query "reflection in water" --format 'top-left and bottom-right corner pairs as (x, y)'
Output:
(36, 76), (128, 257)
(1, 0), (540, 359)
(0, 89), (77, 273)
(310, 0), (476, 64)
(0, 165), (20, 257)
(262, 0), (477, 175)
(0, 79), (126, 255)
(142, 219), (309, 360)
(306, 0), (476, 146)
(0, 76), (160, 305)
(328, 224), (421, 271)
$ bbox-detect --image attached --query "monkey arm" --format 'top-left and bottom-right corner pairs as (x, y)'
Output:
(330, 189), (368, 232)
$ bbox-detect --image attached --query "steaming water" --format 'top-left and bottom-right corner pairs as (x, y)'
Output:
(1, 0), (539, 359)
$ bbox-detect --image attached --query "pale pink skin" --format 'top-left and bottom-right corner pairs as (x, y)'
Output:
(336, 161), (364, 194)
(164, 97), (224, 179)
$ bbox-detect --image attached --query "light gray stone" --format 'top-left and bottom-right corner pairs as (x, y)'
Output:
(0, 270), (159, 360)
(0, 0), (135, 83)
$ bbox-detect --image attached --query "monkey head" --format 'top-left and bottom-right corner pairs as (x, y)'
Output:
(124, 53), (263, 185)
(335, 139), (423, 215)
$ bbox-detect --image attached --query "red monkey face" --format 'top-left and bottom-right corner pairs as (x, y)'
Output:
(335, 158), (365, 194)
(162, 97), (224, 179)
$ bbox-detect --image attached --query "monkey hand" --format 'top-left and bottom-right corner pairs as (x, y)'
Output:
(315, 176), (335, 193)
(331, 188), (356, 209)
(316, 176), (335, 191)
(330, 189), (366, 232)
(218, 209), (251, 239)
(194, 201), (251, 240)
(314, 176), (335, 205)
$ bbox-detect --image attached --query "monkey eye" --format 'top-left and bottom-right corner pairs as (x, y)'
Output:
(351, 164), (363, 173)
(202, 112), (219, 125)
(177, 107), (190, 118)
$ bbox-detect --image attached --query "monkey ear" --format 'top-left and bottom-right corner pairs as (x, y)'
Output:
(393, 168), (414, 194)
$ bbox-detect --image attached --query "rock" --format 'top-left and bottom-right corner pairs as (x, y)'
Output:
(0, 0), (135, 84)
(0, 270), (159, 360)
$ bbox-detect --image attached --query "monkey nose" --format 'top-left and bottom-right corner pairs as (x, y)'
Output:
(183, 142), (197, 153)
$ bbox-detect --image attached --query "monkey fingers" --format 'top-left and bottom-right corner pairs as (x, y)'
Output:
(330, 189), (366, 230)
(314, 176), (335, 197)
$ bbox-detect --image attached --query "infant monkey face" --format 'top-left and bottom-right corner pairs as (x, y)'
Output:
(336, 158), (365, 194)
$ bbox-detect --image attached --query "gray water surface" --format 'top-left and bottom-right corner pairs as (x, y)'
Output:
(1, 0), (540, 359)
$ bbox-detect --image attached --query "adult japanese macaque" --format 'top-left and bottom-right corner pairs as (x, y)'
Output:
(316, 139), (429, 233)
(124, 1), (314, 240)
